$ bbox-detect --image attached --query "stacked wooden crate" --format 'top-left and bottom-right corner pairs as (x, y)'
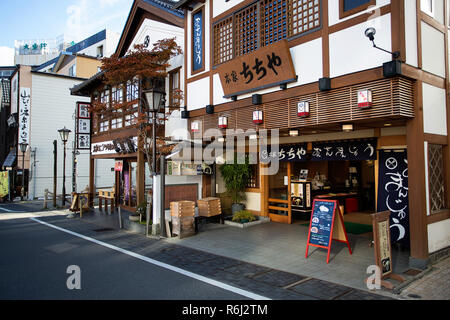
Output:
(197, 197), (222, 217)
(170, 201), (196, 239)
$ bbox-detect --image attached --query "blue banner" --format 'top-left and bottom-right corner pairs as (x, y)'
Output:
(377, 149), (410, 247)
(192, 10), (203, 72)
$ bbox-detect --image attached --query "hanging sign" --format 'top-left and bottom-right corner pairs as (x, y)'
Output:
(305, 199), (352, 264)
(311, 138), (377, 161)
(115, 160), (123, 172)
(18, 88), (31, 145)
(218, 40), (296, 98)
(192, 8), (204, 73)
(358, 90), (373, 109)
(377, 149), (410, 247)
(0, 171), (9, 198)
(297, 101), (310, 117)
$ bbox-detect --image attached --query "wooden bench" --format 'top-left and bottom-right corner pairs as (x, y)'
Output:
(98, 189), (115, 214)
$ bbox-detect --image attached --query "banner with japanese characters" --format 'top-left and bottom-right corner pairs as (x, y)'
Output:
(260, 144), (308, 163)
(377, 149), (410, 247)
(310, 139), (378, 161)
(218, 40), (296, 98)
(18, 88), (31, 145)
(76, 102), (91, 150)
(192, 8), (204, 73)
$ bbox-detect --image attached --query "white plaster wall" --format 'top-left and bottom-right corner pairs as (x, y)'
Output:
(213, 73), (228, 105)
(29, 74), (113, 199)
(421, 22), (446, 78)
(127, 19), (184, 54)
(187, 76), (210, 110)
(428, 219), (450, 253)
(213, 0), (245, 18)
(288, 38), (323, 87)
(421, 0), (445, 24)
(165, 110), (189, 141)
(405, 0), (418, 67)
(328, 0), (390, 26)
(244, 192), (261, 212)
(329, 14), (392, 78)
(422, 82), (447, 136)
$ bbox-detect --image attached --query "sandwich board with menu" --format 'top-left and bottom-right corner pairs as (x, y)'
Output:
(305, 199), (352, 264)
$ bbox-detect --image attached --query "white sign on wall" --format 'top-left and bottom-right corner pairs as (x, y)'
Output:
(18, 88), (31, 145)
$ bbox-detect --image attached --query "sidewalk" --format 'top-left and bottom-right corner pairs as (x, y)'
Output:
(14, 204), (449, 300)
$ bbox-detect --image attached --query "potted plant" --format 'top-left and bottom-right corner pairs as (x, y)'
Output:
(219, 155), (253, 214)
(232, 210), (257, 224)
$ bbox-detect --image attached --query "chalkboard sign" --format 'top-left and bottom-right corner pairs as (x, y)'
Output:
(308, 200), (336, 247)
(305, 199), (352, 264)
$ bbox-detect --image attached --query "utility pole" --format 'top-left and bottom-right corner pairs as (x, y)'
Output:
(53, 140), (57, 208)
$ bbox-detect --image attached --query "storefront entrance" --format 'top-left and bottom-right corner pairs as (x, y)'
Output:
(117, 159), (138, 210)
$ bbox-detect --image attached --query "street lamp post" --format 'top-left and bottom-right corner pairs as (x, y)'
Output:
(58, 127), (71, 207)
(19, 143), (28, 201)
(142, 87), (166, 237)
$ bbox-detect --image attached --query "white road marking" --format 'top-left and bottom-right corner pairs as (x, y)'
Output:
(0, 207), (22, 213)
(30, 217), (271, 301)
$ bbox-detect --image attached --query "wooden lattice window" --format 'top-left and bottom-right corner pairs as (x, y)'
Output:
(260, 0), (288, 47)
(428, 144), (447, 213)
(234, 3), (259, 57)
(288, 0), (321, 37)
(213, 16), (234, 65)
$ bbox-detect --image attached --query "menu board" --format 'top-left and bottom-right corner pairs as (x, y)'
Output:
(308, 200), (336, 247)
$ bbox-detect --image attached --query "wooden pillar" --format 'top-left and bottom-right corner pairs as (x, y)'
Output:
(406, 80), (429, 268)
(89, 157), (95, 208)
(137, 149), (145, 207)
(260, 163), (269, 217)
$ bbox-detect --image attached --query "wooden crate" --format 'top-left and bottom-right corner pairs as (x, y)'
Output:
(170, 201), (195, 218)
(198, 197), (222, 217)
(171, 216), (195, 239)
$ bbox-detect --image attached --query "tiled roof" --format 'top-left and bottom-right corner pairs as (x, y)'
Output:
(143, 0), (184, 18)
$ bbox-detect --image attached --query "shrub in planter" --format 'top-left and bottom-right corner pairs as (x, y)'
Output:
(219, 155), (252, 214)
(129, 201), (147, 222)
(232, 210), (257, 224)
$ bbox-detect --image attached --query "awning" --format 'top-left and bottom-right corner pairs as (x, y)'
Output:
(2, 149), (16, 168)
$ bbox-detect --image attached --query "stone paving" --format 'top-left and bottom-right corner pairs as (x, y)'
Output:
(399, 256), (450, 300)
(34, 212), (396, 300)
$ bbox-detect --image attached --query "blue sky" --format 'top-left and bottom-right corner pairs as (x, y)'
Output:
(0, 0), (135, 65)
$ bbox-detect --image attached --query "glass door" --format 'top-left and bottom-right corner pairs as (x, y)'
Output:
(268, 162), (292, 224)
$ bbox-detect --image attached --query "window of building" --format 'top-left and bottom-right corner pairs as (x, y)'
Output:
(69, 64), (77, 77)
(421, 0), (434, 16)
(125, 110), (139, 127)
(100, 88), (110, 106)
(99, 120), (109, 132)
(169, 69), (181, 110)
(246, 164), (260, 189)
(111, 117), (123, 130)
(428, 144), (447, 214)
(126, 80), (139, 102)
(97, 45), (104, 58)
(112, 85), (123, 104)
(339, 0), (375, 19)
(213, 0), (322, 66)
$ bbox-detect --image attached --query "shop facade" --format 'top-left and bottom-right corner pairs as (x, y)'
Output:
(176, 0), (450, 268)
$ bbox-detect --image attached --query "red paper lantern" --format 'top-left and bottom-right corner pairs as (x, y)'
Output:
(191, 121), (200, 133)
(297, 101), (310, 117)
(358, 90), (372, 109)
(218, 116), (228, 129)
(253, 110), (263, 124)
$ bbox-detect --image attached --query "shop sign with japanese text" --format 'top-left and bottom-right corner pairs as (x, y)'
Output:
(217, 40), (296, 98)
(18, 88), (31, 145)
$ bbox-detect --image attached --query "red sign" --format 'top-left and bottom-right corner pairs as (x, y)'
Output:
(115, 161), (123, 172)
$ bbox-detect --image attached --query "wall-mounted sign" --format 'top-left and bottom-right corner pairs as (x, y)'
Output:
(311, 139), (377, 161)
(91, 140), (116, 156)
(191, 121), (200, 133)
(260, 144), (308, 163)
(76, 102), (91, 150)
(253, 110), (263, 124)
(218, 40), (296, 98)
(192, 8), (204, 73)
(115, 160), (123, 172)
(218, 116), (228, 129)
(358, 89), (372, 109)
(18, 88), (31, 145)
(113, 137), (137, 154)
(297, 101), (310, 117)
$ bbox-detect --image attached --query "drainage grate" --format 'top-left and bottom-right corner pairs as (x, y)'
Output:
(407, 293), (422, 299)
(403, 269), (422, 276)
(93, 228), (115, 232)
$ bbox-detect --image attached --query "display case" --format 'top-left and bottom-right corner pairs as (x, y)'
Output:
(291, 181), (312, 212)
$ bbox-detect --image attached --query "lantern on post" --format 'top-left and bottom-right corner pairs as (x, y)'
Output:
(218, 116), (228, 129)
(253, 110), (263, 125)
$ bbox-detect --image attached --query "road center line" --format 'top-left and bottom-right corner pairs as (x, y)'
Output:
(30, 217), (271, 301)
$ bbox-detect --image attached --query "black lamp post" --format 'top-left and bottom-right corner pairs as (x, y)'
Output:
(19, 142), (28, 201)
(58, 127), (71, 207)
(142, 87), (166, 236)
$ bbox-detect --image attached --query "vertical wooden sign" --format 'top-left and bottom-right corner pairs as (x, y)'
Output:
(305, 199), (352, 264)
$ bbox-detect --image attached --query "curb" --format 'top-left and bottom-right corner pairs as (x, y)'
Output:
(392, 266), (435, 295)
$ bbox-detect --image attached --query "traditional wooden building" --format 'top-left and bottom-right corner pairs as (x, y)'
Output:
(175, 0), (450, 269)
(70, 0), (204, 219)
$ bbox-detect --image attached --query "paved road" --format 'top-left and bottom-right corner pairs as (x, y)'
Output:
(0, 216), (255, 300)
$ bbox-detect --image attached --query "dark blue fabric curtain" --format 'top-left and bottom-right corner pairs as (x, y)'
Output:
(377, 149), (410, 247)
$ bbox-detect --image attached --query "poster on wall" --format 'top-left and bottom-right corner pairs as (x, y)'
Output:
(377, 149), (410, 247)
(0, 171), (9, 198)
(18, 88), (31, 145)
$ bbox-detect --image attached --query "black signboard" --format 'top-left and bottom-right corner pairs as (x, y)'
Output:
(311, 138), (377, 161)
(308, 200), (336, 247)
(377, 149), (410, 247)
